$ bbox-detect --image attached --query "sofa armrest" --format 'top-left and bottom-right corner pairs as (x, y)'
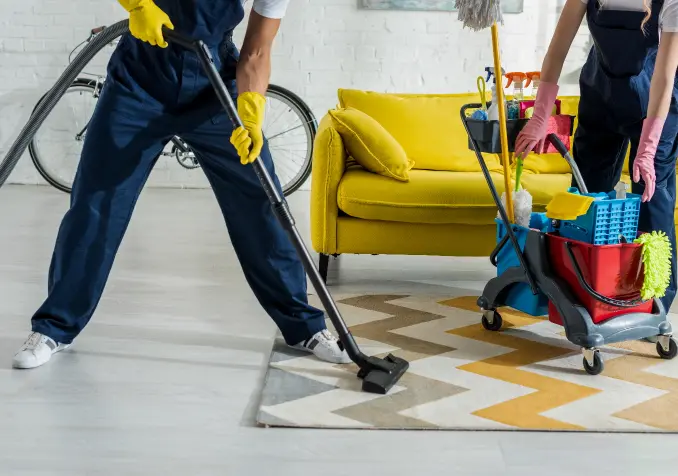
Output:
(310, 113), (347, 255)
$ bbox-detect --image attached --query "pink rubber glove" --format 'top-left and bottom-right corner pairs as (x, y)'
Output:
(514, 81), (559, 159)
(633, 117), (663, 202)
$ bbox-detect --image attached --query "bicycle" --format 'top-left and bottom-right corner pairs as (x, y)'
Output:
(28, 26), (317, 196)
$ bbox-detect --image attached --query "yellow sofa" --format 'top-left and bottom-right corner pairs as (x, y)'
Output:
(310, 89), (674, 282)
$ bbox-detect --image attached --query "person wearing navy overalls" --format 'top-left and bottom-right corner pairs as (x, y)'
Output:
(12, 0), (351, 369)
(516, 0), (678, 313)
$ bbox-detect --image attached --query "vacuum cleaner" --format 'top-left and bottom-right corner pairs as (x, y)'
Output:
(0, 21), (408, 395)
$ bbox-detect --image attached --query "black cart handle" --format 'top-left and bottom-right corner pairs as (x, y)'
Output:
(461, 103), (483, 118)
(490, 234), (509, 267)
(564, 241), (646, 308)
(459, 102), (538, 294)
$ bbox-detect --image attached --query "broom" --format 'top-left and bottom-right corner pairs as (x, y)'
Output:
(456, 0), (514, 222)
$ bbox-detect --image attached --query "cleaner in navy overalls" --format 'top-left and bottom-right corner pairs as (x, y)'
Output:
(12, 0), (351, 369)
(516, 0), (678, 312)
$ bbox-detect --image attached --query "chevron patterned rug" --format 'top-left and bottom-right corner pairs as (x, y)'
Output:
(256, 294), (678, 432)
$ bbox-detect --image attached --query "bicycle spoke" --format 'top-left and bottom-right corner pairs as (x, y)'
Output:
(273, 151), (304, 178)
(269, 141), (310, 148)
(265, 104), (292, 134)
(270, 149), (307, 166)
(267, 123), (310, 141)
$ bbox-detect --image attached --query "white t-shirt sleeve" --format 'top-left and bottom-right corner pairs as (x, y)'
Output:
(579, 0), (648, 11)
(252, 0), (290, 19)
(660, 1), (678, 32)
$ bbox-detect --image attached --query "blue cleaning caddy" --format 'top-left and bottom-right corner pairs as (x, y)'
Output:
(558, 187), (641, 245)
(494, 212), (551, 316)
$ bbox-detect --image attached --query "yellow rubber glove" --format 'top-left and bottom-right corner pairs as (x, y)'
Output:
(118, 0), (174, 48)
(230, 92), (266, 165)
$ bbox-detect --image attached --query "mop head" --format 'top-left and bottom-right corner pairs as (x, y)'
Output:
(499, 189), (532, 228)
(456, 0), (504, 31)
(634, 231), (672, 300)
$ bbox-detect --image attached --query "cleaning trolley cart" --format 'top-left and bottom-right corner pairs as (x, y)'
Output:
(461, 102), (677, 375)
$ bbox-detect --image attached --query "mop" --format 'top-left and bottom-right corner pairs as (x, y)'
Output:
(456, 0), (515, 223)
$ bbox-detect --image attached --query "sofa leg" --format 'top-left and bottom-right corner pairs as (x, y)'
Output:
(319, 254), (330, 283)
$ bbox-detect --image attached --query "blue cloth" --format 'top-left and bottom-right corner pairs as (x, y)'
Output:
(31, 0), (326, 345)
(573, 0), (678, 310)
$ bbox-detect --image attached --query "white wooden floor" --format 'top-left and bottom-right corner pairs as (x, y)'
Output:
(1, 185), (676, 476)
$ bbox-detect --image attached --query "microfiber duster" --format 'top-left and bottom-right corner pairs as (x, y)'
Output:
(499, 189), (532, 228)
(634, 231), (672, 300)
(497, 155), (532, 228)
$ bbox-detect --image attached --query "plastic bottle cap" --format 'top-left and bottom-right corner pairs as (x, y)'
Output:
(525, 72), (541, 88)
(614, 181), (629, 199)
(505, 72), (527, 88)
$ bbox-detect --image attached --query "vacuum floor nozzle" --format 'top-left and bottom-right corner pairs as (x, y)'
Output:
(358, 354), (409, 394)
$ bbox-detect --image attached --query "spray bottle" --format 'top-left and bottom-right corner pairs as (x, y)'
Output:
(525, 71), (541, 98)
(523, 71), (559, 118)
(504, 72), (527, 120)
(614, 181), (629, 199)
(484, 66), (505, 121)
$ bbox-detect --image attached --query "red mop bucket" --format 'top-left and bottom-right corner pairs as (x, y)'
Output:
(546, 233), (652, 325)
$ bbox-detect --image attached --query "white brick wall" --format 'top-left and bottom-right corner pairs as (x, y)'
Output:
(0, 0), (589, 188)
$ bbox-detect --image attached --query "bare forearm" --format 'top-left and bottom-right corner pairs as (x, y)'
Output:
(236, 50), (271, 96)
(647, 32), (678, 119)
(647, 75), (674, 119)
(235, 10), (280, 96)
(540, 0), (587, 83)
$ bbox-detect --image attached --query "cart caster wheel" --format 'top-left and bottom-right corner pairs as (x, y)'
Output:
(656, 338), (678, 360)
(481, 310), (503, 331)
(583, 351), (604, 376)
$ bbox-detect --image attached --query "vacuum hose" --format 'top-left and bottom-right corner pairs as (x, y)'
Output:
(0, 20), (129, 188)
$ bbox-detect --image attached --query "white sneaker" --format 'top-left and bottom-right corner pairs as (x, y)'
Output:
(291, 329), (352, 364)
(12, 332), (71, 369)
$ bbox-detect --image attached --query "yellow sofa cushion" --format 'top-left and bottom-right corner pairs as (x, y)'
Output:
(328, 108), (414, 182)
(337, 168), (507, 225)
(337, 89), (503, 173)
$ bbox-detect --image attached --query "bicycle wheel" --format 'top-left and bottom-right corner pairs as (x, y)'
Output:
(29, 78), (99, 193)
(264, 84), (316, 196)
(30, 81), (317, 196)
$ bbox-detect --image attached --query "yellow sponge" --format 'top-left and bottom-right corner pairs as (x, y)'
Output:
(546, 192), (594, 220)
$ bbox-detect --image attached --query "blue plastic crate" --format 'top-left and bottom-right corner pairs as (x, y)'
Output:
(495, 213), (551, 316)
(558, 187), (640, 245)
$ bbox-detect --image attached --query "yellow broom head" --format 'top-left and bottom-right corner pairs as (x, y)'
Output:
(456, 0), (504, 31)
